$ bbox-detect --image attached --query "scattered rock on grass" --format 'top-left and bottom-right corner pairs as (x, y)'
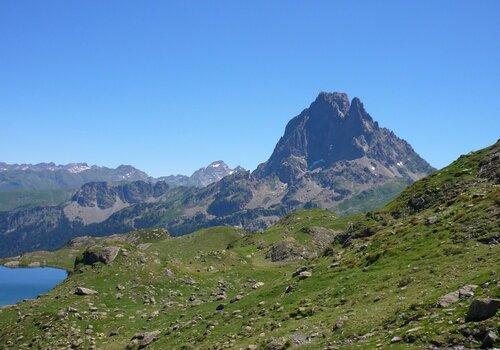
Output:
(126, 330), (160, 349)
(437, 284), (478, 307)
(230, 294), (242, 303)
(74, 287), (98, 296)
(482, 330), (498, 349)
(252, 282), (264, 289)
(391, 336), (403, 343)
(331, 315), (348, 331)
(266, 337), (289, 350)
(297, 271), (312, 280)
(292, 266), (310, 277)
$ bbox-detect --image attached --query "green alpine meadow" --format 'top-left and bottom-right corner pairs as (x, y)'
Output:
(1, 141), (498, 349)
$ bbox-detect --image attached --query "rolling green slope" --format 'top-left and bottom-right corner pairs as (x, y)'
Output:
(0, 142), (498, 349)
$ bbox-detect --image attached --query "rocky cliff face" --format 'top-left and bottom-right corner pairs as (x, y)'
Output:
(71, 181), (170, 209)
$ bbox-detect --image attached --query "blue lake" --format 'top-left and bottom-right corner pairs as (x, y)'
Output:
(0, 265), (67, 306)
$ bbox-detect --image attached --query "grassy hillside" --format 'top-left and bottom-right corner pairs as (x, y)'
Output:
(336, 178), (410, 216)
(0, 142), (498, 349)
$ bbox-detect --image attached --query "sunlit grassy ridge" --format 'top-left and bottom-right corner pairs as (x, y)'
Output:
(0, 142), (498, 349)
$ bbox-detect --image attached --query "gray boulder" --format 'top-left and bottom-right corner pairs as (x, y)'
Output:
(82, 246), (120, 265)
(164, 268), (174, 277)
(437, 284), (478, 307)
(297, 271), (312, 280)
(292, 266), (312, 277)
(74, 287), (98, 295)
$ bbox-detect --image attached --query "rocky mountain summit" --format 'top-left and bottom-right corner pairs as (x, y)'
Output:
(255, 92), (433, 183)
(158, 161), (244, 188)
(191, 161), (244, 187)
(0, 92), (435, 257)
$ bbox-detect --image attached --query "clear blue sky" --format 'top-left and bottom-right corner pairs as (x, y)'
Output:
(1, 1), (498, 176)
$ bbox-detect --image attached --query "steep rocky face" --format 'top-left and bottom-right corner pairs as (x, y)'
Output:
(72, 182), (117, 209)
(190, 161), (241, 187)
(71, 181), (170, 209)
(255, 92), (433, 183)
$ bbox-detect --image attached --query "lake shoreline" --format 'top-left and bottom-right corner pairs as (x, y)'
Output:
(2, 260), (71, 272)
(0, 265), (68, 307)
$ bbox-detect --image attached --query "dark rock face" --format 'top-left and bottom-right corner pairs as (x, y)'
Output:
(206, 172), (253, 216)
(255, 92), (433, 184)
(466, 298), (500, 322)
(73, 182), (117, 209)
(71, 181), (171, 209)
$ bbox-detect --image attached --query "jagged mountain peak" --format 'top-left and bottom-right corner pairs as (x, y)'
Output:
(255, 91), (433, 183)
(312, 91), (351, 116)
(190, 161), (243, 187)
(206, 160), (230, 169)
(157, 161), (245, 188)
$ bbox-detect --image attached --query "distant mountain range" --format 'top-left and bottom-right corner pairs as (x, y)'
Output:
(0, 92), (434, 257)
(0, 161), (241, 211)
(158, 161), (245, 188)
(0, 162), (149, 191)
